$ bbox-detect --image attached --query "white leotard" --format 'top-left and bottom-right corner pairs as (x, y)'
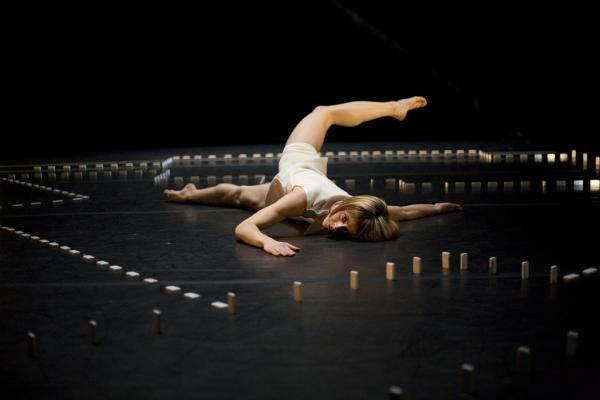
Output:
(265, 142), (350, 233)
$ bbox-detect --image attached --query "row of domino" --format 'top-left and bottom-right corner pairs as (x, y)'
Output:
(167, 149), (481, 165)
(0, 161), (162, 174)
(20, 327), (580, 398)
(152, 174), (600, 194)
(1, 177), (88, 198)
(0, 225), (237, 312)
(386, 331), (580, 398)
(17, 261), (588, 399)
(3, 169), (158, 182)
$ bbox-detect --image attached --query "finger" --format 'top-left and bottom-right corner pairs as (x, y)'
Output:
(269, 248), (282, 256)
(285, 245), (298, 253)
(280, 247), (295, 256)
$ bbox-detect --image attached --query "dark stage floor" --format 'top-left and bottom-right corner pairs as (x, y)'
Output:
(1, 141), (599, 399)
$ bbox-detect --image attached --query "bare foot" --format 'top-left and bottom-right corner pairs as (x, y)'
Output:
(164, 183), (197, 202)
(393, 96), (427, 121)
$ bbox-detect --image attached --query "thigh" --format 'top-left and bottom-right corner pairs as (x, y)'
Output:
(239, 183), (270, 211)
(285, 106), (332, 152)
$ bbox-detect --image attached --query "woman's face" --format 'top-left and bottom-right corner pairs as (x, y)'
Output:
(322, 209), (359, 236)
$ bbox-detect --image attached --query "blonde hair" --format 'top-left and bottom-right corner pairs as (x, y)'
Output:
(330, 195), (399, 241)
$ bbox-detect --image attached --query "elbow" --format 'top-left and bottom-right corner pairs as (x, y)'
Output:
(234, 223), (245, 239)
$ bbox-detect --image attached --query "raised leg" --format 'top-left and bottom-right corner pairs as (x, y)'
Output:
(164, 183), (269, 211)
(285, 96), (427, 152)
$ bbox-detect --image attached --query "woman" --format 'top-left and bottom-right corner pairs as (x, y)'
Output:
(164, 97), (461, 256)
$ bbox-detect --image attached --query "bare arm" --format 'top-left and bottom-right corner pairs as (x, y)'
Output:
(234, 187), (307, 256)
(388, 202), (462, 222)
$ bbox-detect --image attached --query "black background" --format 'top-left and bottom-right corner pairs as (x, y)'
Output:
(4, 1), (599, 159)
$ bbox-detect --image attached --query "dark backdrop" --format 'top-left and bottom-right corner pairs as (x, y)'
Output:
(4, 1), (599, 160)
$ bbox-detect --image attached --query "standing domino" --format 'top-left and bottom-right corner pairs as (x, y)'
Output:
(412, 257), (421, 275)
(293, 281), (302, 302)
(152, 309), (161, 334)
(350, 271), (359, 290)
(227, 292), (236, 314)
(89, 320), (98, 345)
(386, 262), (395, 280)
(566, 330), (579, 358)
(489, 257), (497, 275)
(442, 251), (450, 271)
(521, 261), (529, 280)
(460, 253), (468, 271)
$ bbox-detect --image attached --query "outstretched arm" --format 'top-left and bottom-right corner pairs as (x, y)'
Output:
(235, 188), (307, 256)
(388, 202), (462, 222)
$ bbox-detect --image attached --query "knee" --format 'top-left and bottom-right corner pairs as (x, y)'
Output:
(215, 183), (241, 204)
(239, 188), (263, 211)
(311, 105), (333, 122)
(312, 105), (332, 116)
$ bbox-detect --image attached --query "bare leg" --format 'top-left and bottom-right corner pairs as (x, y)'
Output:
(285, 96), (427, 152)
(164, 183), (269, 211)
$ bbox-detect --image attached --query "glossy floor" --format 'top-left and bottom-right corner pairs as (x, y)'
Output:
(1, 142), (599, 399)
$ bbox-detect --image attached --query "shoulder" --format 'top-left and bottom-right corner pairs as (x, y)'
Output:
(272, 186), (307, 217)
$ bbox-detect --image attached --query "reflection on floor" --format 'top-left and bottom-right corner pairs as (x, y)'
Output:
(1, 142), (599, 399)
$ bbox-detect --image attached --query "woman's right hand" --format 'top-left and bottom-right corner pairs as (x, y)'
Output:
(434, 202), (462, 213)
(263, 239), (300, 256)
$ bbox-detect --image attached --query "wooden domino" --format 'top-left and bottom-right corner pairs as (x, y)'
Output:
(152, 309), (161, 333)
(516, 346), (531, 373)
(550, 265), (558, 284)
(293, 281), (302, 302)
(27, 331), (37, 359)
(386, 262), (395, 280)
(227, 292), (236, 314)
(89, 320), (98, 345)
(521, 261), (529, 280)
(489, 257), (497, 275)
(165, 285), (181, 293)
(566, 330), (579, 357)
(211, 301), (228, 310)
(412, 257), (421, 275)
(388, 386), (404, 399)
(563, 273), (580, 283)
(461, 363), (474, 394)
(344, 179), (355, 191)
(350, 271), (359, 290)
(460, 253), (468, 271)
(442, 252), (450, 270)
